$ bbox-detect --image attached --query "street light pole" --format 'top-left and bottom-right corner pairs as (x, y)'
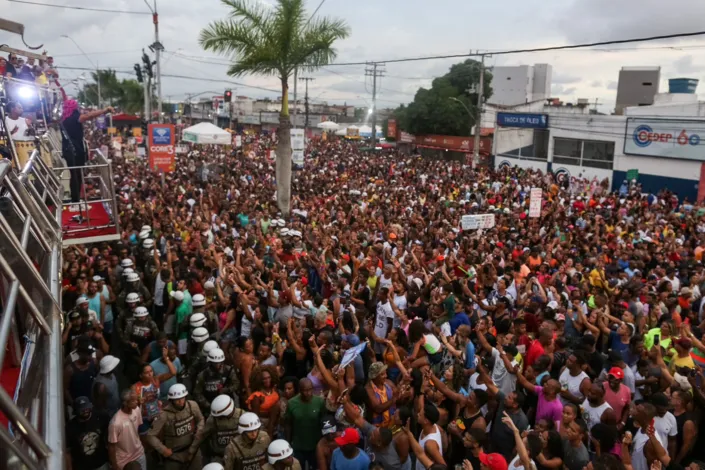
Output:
(472, 53), (487, 166)
(449, 96), (472, 138)
(61, 35), (101, 107)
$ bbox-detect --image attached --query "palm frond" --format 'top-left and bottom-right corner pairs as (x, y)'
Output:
(294, 17), (350, 72)
(221, 0), (275, 40)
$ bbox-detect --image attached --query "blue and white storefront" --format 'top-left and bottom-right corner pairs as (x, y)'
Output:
(493, 103), (705, 201)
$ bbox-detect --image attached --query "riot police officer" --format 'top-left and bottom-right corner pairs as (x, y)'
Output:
(122, 306), (159, 382)
(116, 292), (139, 345)
(145, 383), (205, 470)
(193, 395), (243, 464)
(193, 348), (240, 415)
(263, 440), (301, 470)
(192, 294), (218, 334)
(223, 412), (271, 470)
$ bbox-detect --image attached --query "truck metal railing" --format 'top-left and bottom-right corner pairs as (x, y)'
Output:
(0, 152), (63, 470)
(53, 147), (121, 244)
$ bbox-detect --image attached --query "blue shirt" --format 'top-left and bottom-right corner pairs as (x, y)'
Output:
(331, 448), (371, 470)
(146, 340), (175, 363)
(464, 341), (476, 370)
(150, 357), (182, 400)
(449, 312), (471, 335)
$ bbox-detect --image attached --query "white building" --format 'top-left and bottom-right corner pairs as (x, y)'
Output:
(493, 88), (705, 201)
(487, 64), (553, 106)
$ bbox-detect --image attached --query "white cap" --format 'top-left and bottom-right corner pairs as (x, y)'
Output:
(211, 395), (234, 417)
(126, 272), (140, 283)
(122, 268), (134, 277)
(120, 258), (133, 268)
(168, 383), (188, 400)
(268, 439), (294, 465)
(138, 230), (150, 240)
(192, 294), (206, 307)
(191, 327), (209, 343)
(134, 306), (149, 318)
(76, 295), (89, 306)
(143, 238), (154, 249)
(141, 225), (152, 232)
(238, 412), (261, 433)
(170, 290), (184, 302)
(92, 275), (103, 282)
(99, 355), (120, 374)
(126, 293), (140, 303)
(204, 280), (215, 289)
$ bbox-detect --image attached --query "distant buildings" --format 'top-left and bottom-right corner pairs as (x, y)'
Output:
(487, 64), (553, 106)
(615, 66), (660, 115)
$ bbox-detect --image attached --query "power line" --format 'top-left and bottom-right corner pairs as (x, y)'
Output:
(58, 65), (282, 93)
(321, 30), (705, 66)
(7, 0), (151, 14)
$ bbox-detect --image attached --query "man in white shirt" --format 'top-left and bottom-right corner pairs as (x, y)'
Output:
(373, 287), (397, 355)
(3, 101), (33, 142)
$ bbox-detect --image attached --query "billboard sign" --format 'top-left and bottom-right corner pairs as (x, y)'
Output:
(148, 124), (175, 172)
(387, 119), (397, 139)
(497, 113), (549, 129)
(624, 118), (705, 161)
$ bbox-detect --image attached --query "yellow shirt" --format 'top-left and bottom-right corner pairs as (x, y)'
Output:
(670, 354), (695, 374)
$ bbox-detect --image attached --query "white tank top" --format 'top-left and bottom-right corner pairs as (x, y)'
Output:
(558, 369), (588, 405)
(423, 334), (441, 355)
(416, 424), (443, 470)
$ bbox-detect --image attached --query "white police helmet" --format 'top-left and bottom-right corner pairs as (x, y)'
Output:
(268, 439), (294, 465)
(189, 313), (207, 328)
(210, 395), (234, 417)
(168, 383), (188, 400)
(238, 412), (261, 433)
(192, 294), (206, 307)
(207, 348), (225, 363)
(191, 327), (209, 343)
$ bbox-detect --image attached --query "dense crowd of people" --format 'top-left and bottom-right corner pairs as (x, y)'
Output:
(59, 122), (705, 470)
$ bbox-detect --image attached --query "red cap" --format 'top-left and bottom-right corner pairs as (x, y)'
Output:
(334, 427), (360, 446)
(479, 452), (508, 470)
(437, 255), (445, 262)
(607, 367), (624, 380)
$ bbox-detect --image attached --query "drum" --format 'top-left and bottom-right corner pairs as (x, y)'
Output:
(13, 140), (35, 169)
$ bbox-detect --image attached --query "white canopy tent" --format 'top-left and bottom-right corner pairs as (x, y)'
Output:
(182, 122), (232, 145)
(317, 121), (340, 131)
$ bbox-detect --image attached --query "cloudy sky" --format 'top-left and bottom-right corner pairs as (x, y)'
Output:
(5, 0), (705, 113)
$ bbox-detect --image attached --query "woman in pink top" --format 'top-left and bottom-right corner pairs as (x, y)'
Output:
(108, 389), (146, 470)
(516, 371), (564, 429)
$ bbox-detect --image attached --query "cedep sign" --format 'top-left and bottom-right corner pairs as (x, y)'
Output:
(461, 214), (495, 230)
(624, 118), (705, 161)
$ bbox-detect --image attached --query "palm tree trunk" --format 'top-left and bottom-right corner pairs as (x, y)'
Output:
(276, 77), (292, 217)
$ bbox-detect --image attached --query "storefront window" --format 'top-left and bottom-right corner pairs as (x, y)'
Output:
(552, 137), (614, 170)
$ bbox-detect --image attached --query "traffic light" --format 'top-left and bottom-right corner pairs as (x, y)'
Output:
(134, 64), (143, 83)
(224, 89), (232, 103)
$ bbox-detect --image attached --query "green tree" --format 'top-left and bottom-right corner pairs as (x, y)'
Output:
(395, 59), (493, 137)
(78, 71), (144, 114)
(199, 0), (350, 215)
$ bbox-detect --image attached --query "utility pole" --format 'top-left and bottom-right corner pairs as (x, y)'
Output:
(292, 68), (298, 128)
(365, 62), (385, 148)
(299, 77), (314, 130)
(144, 0), (164, 123)
(472, 53), (489, 166)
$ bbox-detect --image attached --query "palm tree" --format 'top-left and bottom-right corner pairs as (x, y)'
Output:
(199, 0), (350, 216)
